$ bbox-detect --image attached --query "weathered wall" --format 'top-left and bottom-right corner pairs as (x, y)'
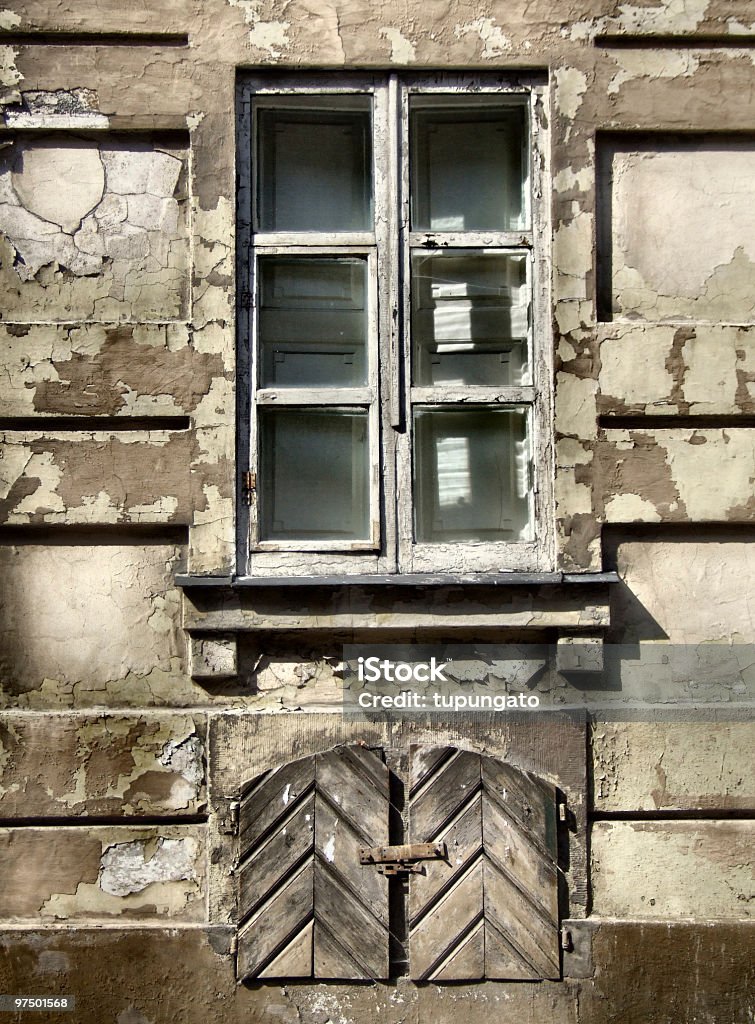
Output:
(0, 0), (753, 1021)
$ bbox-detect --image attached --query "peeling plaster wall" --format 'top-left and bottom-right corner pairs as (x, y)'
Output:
(606, 532), (755, 643)
(0, 538), (189, 707)
(0, 714), (206, 816)
(0, 135), (189, 321)
(600, 138), (755, 323)
(0, 826), (205, 920)
(591, 820), (754, 919)
(0, 0), (753, 1020)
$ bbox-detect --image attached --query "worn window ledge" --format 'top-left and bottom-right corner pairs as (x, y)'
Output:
(178, 572), (619, 680)
(176, 571), (620, 588)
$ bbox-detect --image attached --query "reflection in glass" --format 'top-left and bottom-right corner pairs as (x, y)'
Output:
(258, 258), (368, 387)
(410, 101), (527, 231)
(411, 251), (529, 385)
(260, 409), (369, 541)
(256, 99), (372, 231)
(413, 408), (530, 543)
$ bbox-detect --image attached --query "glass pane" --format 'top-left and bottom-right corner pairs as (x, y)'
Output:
(410, 101), (527, 231)
(260, 409), (369, 541)
(411, 251), (529, 386)
(413, 408), (531, 543)
(259, 258), (368, 387)
(256, 99), (372, 231)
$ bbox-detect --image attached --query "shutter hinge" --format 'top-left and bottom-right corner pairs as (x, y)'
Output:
(220, 799), (240, 835)
(229, 933), (238, 956)
(561, 927), (573, 952)
(239, 287), (253, 309)
(242, 471), (256, 507)
(558, 801), (567, 823)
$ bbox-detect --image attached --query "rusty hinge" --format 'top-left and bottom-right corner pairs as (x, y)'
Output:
(220, 799), (239, 835)
(359, 842), (447, 876)
(242, 471), (256, 506)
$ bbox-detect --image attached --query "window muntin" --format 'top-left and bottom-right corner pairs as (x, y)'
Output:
(240, 75), (551, 575)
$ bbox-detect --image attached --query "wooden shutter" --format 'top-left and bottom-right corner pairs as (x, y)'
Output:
(408, 746), (560, 981)
(237, 745), (391, 981)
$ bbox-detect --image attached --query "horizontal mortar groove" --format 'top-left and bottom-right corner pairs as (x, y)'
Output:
(0, 32), (190, 46)
(0, 814), (208, 828)
(0, 524), (189, 545)
(598, 416), (755, 430)
(0, 416), (191, 432)
(590, 810), (755, 822)
(595, 33), (755, 47)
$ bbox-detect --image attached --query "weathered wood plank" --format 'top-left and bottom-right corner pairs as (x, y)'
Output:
(258, 919), (313, 980)
(237, 860), (314, 979)
(408, 746), (560, 980)
(409, 793), (483, 922)
(316, 747), (389, 842)
(431, 921), (485, 982)
(314, 861), (390, 979)
(315, 794), (388, 927)
(484, 856), (560, 978)
(411, 749), (482, 842)
(237, 745), (390, 983)
(238, 794), (315, 922)
(483, 757), (557, 857)
(410, 859), (484, 980)
(239, 756), (315, 858)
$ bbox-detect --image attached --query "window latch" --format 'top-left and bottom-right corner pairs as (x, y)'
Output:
(242, 470), (256, 506)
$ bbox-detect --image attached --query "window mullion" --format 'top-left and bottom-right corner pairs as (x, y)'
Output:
(396, 80), (414, 570)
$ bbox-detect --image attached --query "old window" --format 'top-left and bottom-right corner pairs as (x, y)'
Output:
(237, 74), (552, 576)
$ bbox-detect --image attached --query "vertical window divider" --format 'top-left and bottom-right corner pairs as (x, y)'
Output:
(396, 80), (414, 567)
(386, 73), (402, 432)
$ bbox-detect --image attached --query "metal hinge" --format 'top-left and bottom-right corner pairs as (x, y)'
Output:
(242, 471), (256, 507)
(239, 287), (253, 309)
(220, 799), (240, 835)
(359, 842), (447, 876)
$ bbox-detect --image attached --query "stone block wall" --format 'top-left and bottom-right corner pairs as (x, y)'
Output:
(0, 0), (753, 1021)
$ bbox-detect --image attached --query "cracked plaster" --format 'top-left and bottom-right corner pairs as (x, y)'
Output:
(606, 144), (755, 322)
(0, 136), (188, 320)
(0, 826), (204, 920)
(0, 715), (205, 816)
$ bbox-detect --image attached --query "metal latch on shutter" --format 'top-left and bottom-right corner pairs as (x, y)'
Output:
(359, 842), (447, 876)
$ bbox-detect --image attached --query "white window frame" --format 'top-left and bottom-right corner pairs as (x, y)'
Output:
(237, 72), (553, 577)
